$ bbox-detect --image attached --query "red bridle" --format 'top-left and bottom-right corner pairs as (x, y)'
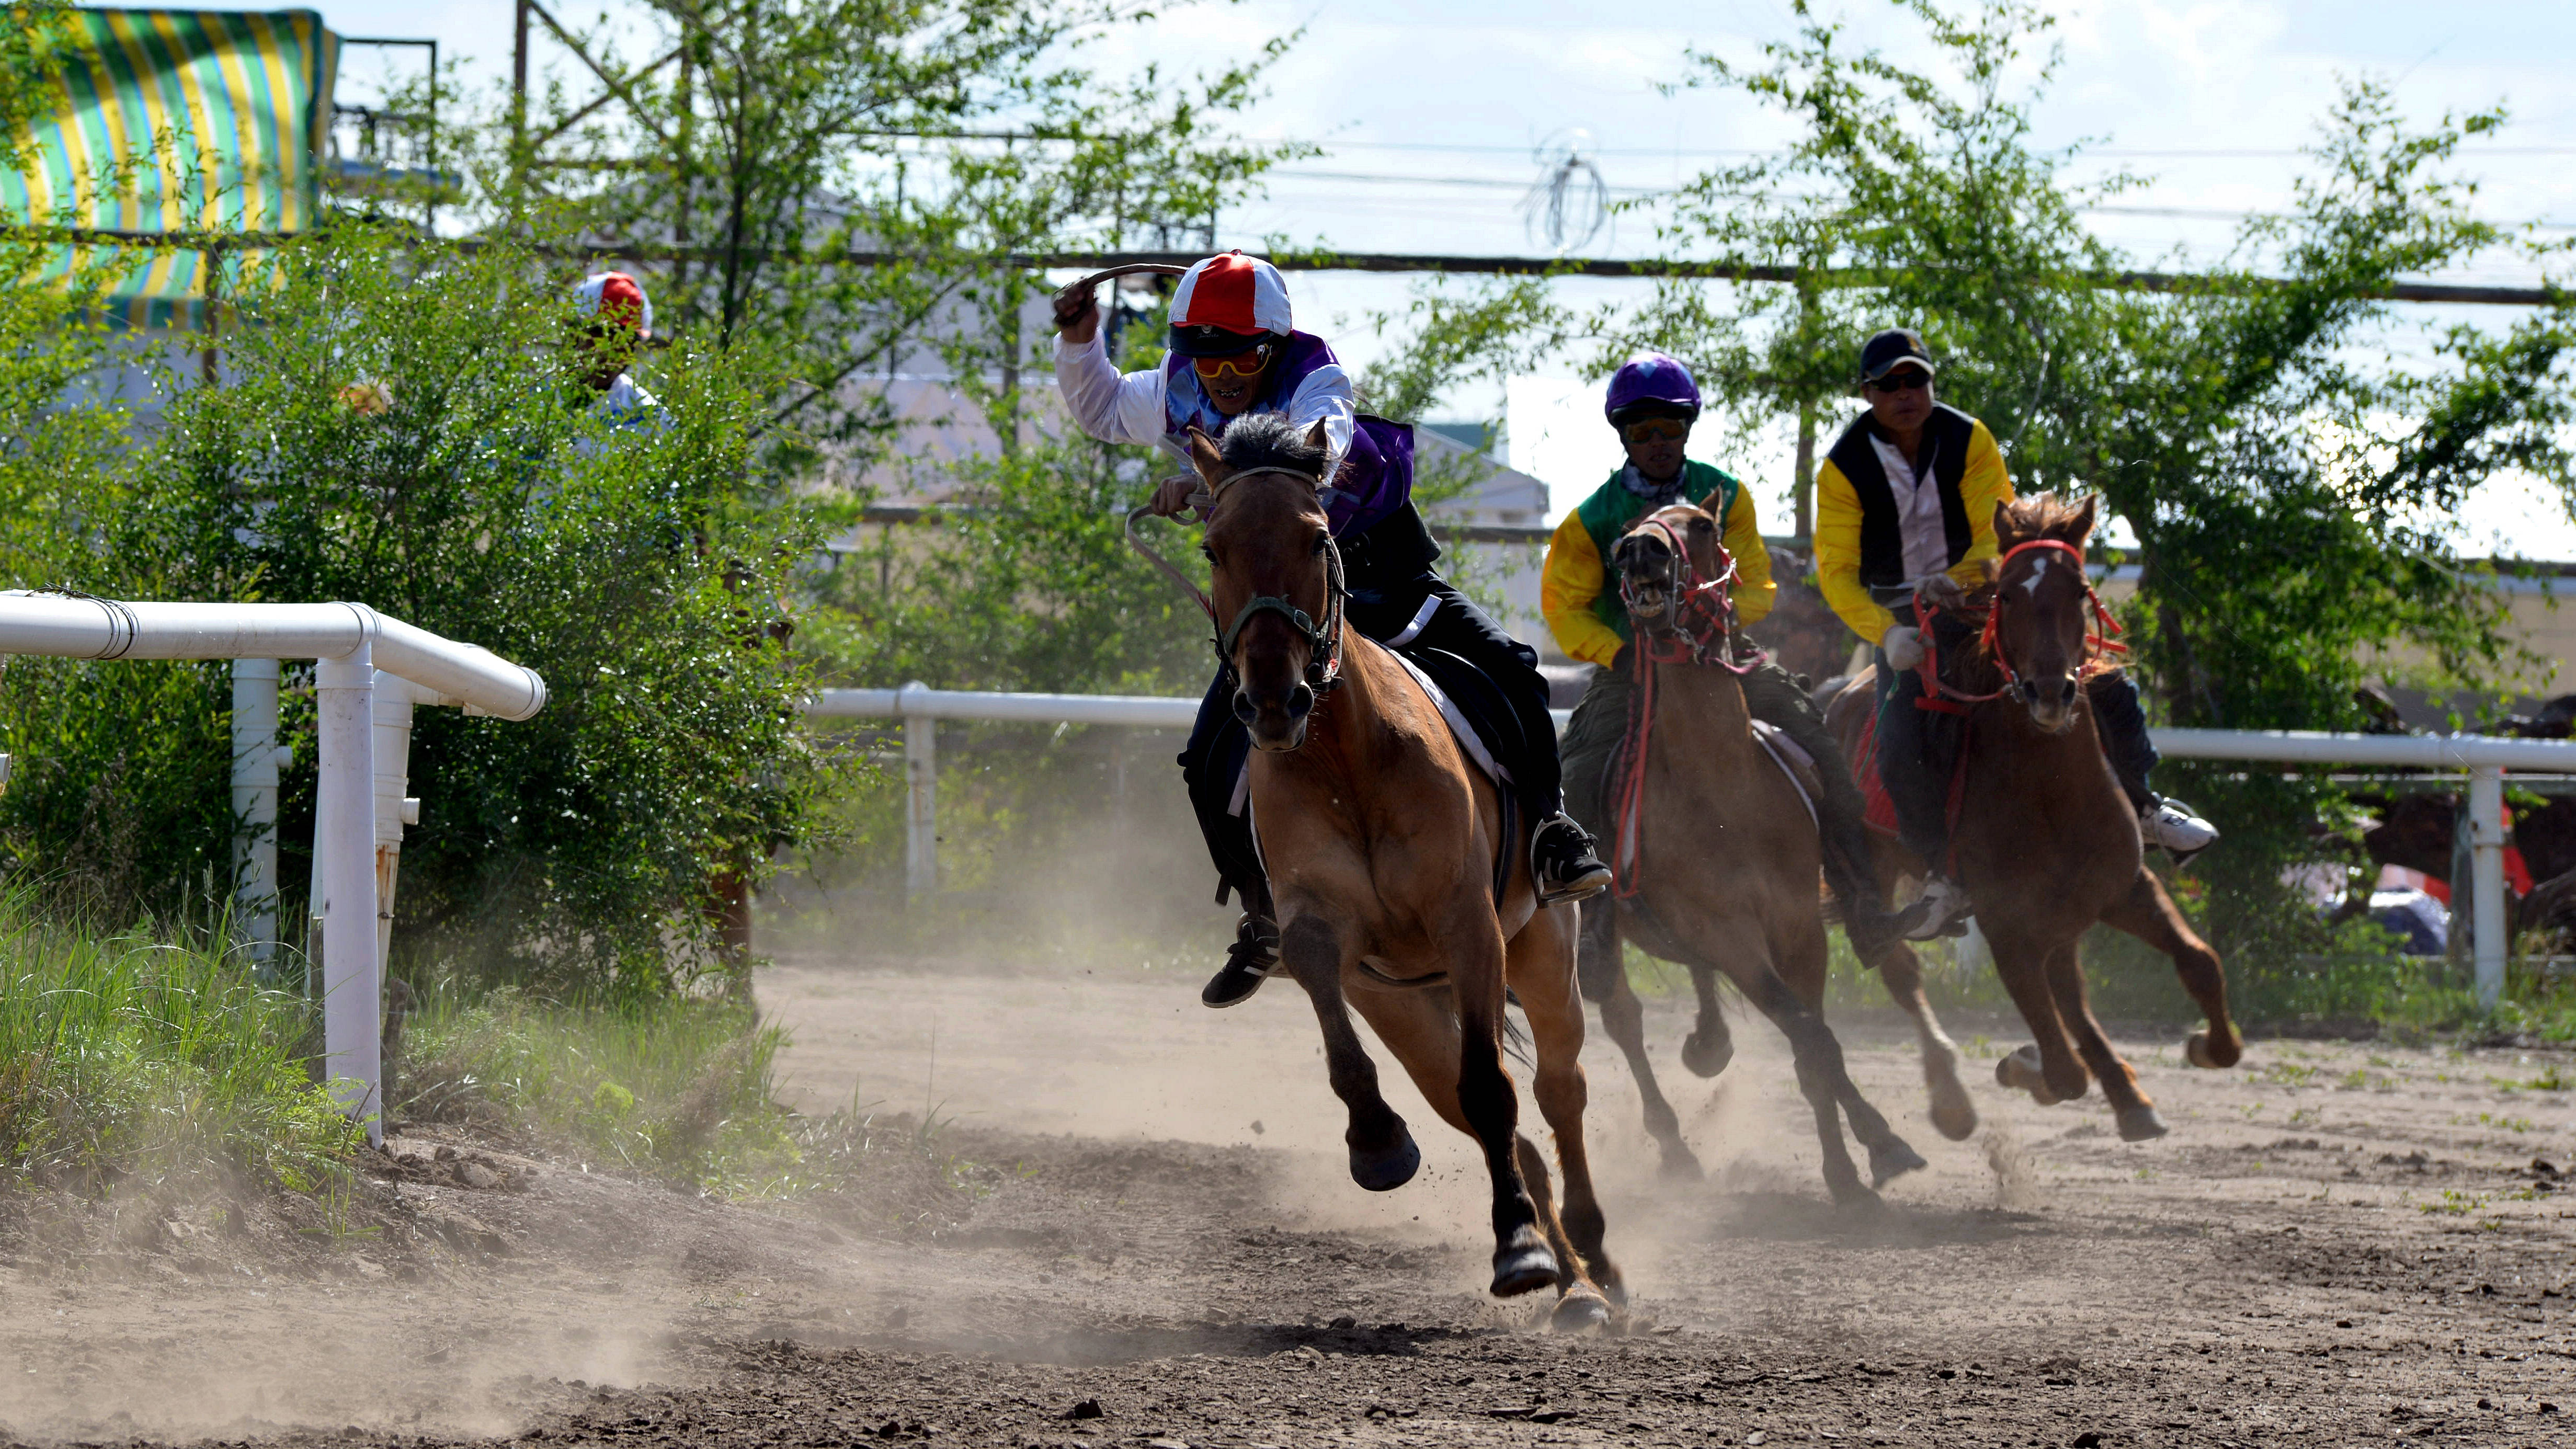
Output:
(1914, 538), (2125, 713)
(1617, 515), (1752, 671)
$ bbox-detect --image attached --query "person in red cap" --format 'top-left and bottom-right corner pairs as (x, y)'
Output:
(571, 270), (661, 427)
(1056, 252), (1609, 1008)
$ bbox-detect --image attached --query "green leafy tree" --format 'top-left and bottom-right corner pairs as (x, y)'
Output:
(2, 232), (841, 992)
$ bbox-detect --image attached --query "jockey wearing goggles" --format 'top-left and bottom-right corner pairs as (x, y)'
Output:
(1814, 328), (2216, 941)
(1055, 253), (1609, 1009)
(1542, 352), (1924, 962)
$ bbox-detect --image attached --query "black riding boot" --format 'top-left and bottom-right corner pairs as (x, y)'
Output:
(1182, 675), (1281, 1007)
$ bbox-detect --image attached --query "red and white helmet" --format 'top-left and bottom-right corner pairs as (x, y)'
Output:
(573, 270), (654, 338)
(1168, 251), (1293, 356)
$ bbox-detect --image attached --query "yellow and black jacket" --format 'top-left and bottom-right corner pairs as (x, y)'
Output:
(1813, 404), (2014, 646)
(1541, 460), (1774, 668)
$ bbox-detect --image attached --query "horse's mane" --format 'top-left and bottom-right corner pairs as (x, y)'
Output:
(1993, 493), (2096, 551)
(1217, 412), (1328, 481)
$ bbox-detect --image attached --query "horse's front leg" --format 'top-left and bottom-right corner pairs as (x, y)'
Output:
(1443, 901), (1556, 1298)
(1279, 911), (1419, 1191)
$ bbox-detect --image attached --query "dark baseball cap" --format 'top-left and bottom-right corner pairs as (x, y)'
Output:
(1859, 328), (1937, 383)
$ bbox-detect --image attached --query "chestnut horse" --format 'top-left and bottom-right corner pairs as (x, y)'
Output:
(1188, 416), (1616, 1330)
(1825, 495), (2244, 1142)
(1581, 500), (1943, 1205)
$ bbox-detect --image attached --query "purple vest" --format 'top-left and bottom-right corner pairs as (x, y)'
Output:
(1162, 331), (1413, 538)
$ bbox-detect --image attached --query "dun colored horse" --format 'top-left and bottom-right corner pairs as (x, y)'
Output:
(1580, 500), (1935, 1205)
(1189, 415), (1616, 1330)
(1826, 494), (2244, 1142)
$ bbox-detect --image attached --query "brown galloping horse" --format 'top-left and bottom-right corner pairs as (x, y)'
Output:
(1827, 494), (2244, 1143)
(1581, 499), (1937, 1205)
(1190, 415), (1617, 1330)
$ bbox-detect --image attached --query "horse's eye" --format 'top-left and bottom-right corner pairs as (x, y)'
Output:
(1310, 532), (1329, 556)
(1200, 545), (1217, 564)
(1691, 517), (1714, 533)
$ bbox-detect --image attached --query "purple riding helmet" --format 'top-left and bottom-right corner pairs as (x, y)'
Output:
(1604, 351), (1703, 424)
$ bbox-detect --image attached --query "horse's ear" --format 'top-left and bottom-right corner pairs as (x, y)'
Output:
(1304, 420), (1330, 455)
(1991, 498), (2017, 549)
(1186, 425), (1225, 482)
(2069, 494), (2100, 545)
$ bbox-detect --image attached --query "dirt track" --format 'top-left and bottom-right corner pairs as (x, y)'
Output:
(2, 955), (2573, 1447)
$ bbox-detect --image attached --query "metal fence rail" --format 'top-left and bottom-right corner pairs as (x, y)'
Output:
(807, 687), (2576, 1007)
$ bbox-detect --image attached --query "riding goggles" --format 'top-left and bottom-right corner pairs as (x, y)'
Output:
(1191, 342), (1273, 381)
(1621, 416), (1691, 444)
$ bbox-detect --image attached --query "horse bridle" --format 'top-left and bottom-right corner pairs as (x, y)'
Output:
(1615, 515), (1750, 671)
(1914, 538), (2126, 711)
(1127, 464), (1347, 695)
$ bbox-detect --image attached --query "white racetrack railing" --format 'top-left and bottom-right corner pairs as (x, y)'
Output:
(0, 592), (549, 1146)
(808, 684), (2576, 1008)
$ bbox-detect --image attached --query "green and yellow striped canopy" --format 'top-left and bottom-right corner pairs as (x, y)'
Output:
(4, 7), (339, 328)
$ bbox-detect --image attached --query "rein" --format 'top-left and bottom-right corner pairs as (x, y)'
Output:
(1125, 465), (1348, 695)
(1609, 516), (1766, 899)
(1910, 538), (2127, 715)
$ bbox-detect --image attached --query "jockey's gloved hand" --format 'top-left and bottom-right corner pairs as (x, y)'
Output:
(1882, 626), (1926, 671)
(1912, 573), (1967, 612)
(1610, 644), (1634, 675)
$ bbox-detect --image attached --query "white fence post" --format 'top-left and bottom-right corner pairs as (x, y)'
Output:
(230, 658), (285, 977)
(901, 679), (937, 906)
(315, 645), (382, 1143)
(2468, 763), (2507, 1009)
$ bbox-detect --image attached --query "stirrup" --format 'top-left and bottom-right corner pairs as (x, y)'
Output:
(1902, 877), (1975, 941)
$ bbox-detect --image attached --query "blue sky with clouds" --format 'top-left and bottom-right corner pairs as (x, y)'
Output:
(316, 0), (2576, 541)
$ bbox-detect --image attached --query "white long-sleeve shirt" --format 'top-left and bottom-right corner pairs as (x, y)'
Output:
(1053, 327), (1357, 480)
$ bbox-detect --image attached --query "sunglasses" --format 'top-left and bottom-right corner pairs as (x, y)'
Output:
(1621, 417), (1691, 444)
(1870, 369), (1932, 394)
(1191, 343), (1272, 381)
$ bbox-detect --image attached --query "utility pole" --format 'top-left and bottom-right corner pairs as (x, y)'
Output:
(510, 0), (530, 185)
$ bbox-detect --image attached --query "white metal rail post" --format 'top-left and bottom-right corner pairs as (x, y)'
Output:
(0, 594), (545, 1143)
(805, 682), (1202, 906)
(2152, 728), (2576, 1009)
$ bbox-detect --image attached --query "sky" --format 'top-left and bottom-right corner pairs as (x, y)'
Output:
(312, 0), (2576, 542)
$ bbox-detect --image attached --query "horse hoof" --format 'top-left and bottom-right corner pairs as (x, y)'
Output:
(1830, 1180), (1884, 1212)
(1996, 1045), (2062, 1106)
(1348, 1124), (1421, 1192)
(1549, 1286), (1611, 1333)
(1659, 1146), (1706, 1183)
(1930, 1091), (1980, 1142)
(2116, 1104), (2170, 1142)
(1490, 1233), (1560, 1298)
(1680, 1029), (1733, 1079)
(2184, 1030), (2239, 1070)
(1868, 1137), (1928, 1188)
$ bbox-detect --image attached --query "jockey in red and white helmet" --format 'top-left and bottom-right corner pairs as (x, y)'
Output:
(1055, 253), (1609, 1008)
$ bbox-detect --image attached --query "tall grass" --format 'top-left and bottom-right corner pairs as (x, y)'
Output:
(0, 894), (359, 1192)
(392, 986), (802, 1190)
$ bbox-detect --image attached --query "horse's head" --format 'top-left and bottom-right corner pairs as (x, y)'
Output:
(1191, 415), (1339, 752)
(1612, 500), (1728, 644)
(1986, 493), (2101, 735)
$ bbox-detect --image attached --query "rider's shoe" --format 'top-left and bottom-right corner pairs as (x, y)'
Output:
(1845, 895), (1935, 958)
(1202, 914), (1281, 1009)
(1533, 813), (1614, 905)
(2140, 796), (2218, 858)
(1902, 876), (1976, 941)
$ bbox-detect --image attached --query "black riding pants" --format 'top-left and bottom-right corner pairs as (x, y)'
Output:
(1178, 575), (1564, 906)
